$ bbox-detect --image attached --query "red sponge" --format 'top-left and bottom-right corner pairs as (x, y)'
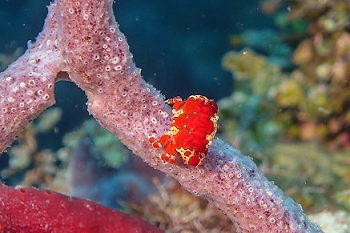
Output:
(0, 183), (162, 233)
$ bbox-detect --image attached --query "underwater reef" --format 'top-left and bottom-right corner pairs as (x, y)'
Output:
(218, 0), (350, 229)
(1, 0), (350, 232)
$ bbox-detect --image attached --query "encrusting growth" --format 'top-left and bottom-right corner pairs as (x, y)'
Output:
(0, 0), (323, 232)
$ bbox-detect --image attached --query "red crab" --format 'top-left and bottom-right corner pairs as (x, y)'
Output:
(149, 95), (219, 166)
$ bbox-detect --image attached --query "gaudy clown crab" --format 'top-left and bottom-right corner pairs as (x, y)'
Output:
(149, 95), (219, 166)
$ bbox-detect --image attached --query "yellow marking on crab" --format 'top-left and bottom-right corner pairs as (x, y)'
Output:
(169, 126), (180, 136)
(172, 108), (184, 118)
(176, 147), (195, 163)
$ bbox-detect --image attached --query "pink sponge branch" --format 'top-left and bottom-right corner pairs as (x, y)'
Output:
(0, 3), (62, 152)
(0, 0), (323, 232)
